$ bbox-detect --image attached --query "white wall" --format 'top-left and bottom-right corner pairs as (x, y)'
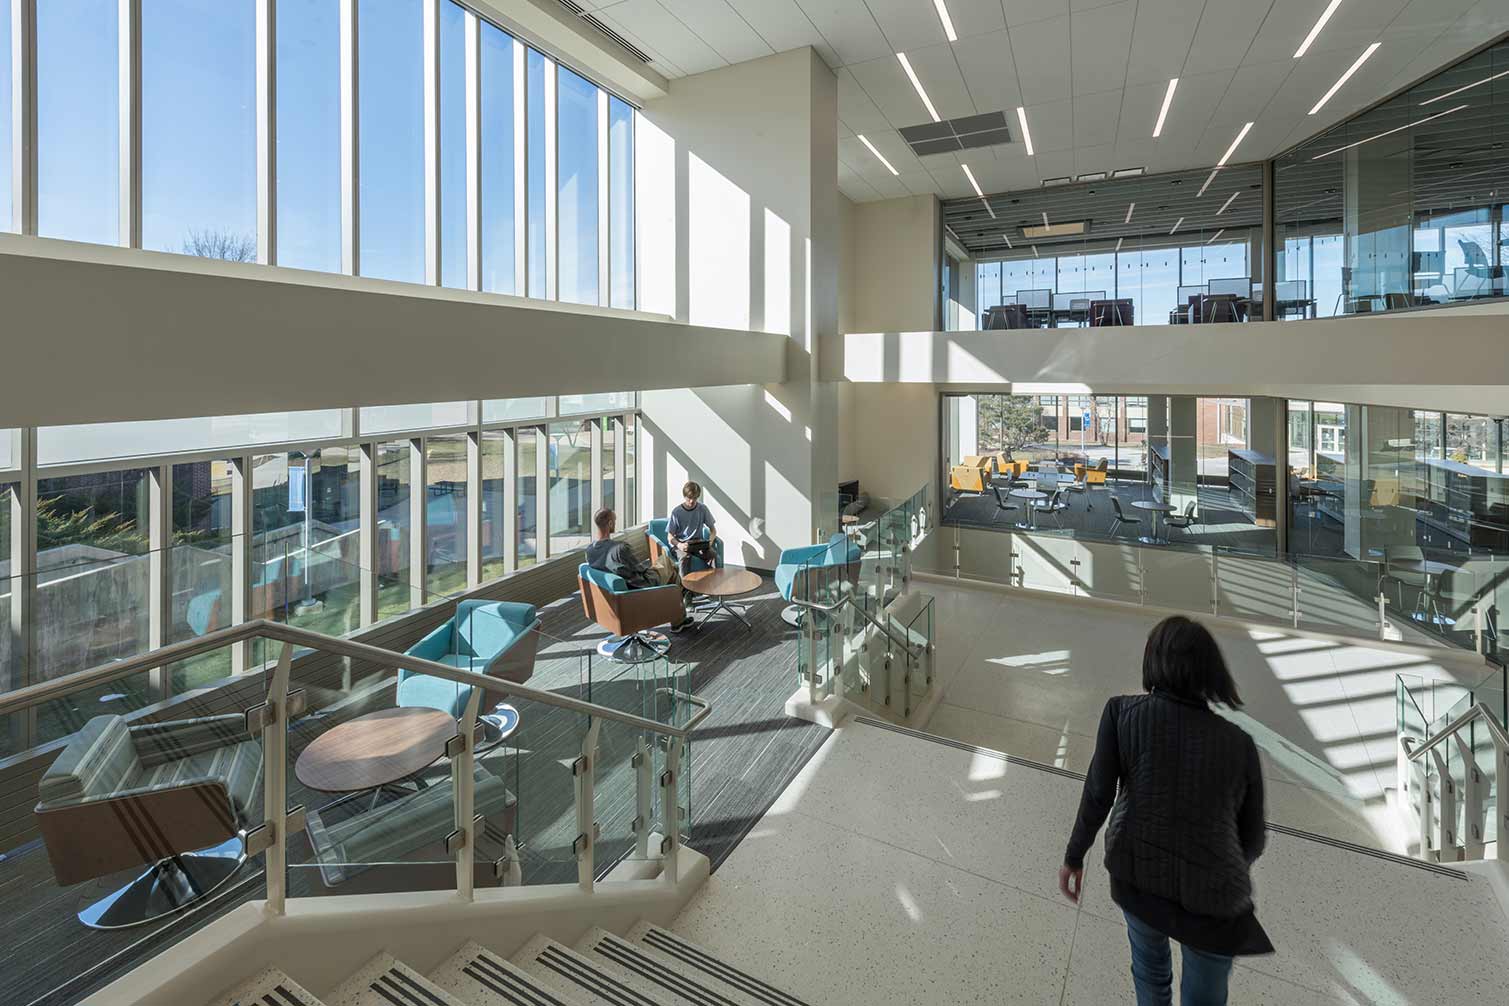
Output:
(848, 195), (940, 338)
(847, 383), (939, 503)
(0, 236), (787, 428)
(634, 49), (840, 562)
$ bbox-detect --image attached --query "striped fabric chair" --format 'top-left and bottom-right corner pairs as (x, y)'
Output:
(35, 712), (264, 928)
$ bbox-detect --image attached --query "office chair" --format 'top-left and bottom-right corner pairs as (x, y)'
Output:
(990, 484), (1018, 523)
(1035, 488), (1069, 529)
(1164, 501), (1198, 538)
(1108, 496), (1142, 538)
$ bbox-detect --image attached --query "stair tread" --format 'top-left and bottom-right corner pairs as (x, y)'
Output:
(626, 923), (813, 1006)
(212, 967), (326, 1006)
(326, 951), (468, 1006)
(513, 934), (669, 1006)
(429, 940), (587, 1006)
(573, 928), (729, 1006)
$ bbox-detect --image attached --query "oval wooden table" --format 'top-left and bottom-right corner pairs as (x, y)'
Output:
(295, 707), (457, 795)
(682, 567), (763, 631)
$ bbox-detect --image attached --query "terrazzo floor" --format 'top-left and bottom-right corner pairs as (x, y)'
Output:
(912, 580), (1484, 853)
(673, 719), (1509, 1005)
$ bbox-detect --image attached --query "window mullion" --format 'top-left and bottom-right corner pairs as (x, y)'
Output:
(339, 0), (358, 275)
(463, 8), (480, 291)
(11, 0), (36, 234)
(596, 86), (608, 307)
(117, 0), (140, 248)
(256, 0), (276, 265)
(422, 0), (440, 285)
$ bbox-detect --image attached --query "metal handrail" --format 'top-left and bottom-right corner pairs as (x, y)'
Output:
(1405, 701), (1509, 762)
(788, 589), (918, 656)
(0, 617), (708, 740)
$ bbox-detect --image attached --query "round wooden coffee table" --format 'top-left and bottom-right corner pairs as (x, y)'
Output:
(682, 567), (763, 630)
(295, 707), (456, 794)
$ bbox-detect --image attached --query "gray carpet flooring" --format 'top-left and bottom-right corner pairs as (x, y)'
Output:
(0, 580), (825, 1006)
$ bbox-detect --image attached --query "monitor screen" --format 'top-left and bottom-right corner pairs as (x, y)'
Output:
(1208, 278), (1251, 297)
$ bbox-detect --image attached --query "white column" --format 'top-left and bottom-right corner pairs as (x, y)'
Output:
(148, 463), (172, 698)
(408, 437), (427, 607)
(466, 429), (482, 587)
(358, 441), (379, 625)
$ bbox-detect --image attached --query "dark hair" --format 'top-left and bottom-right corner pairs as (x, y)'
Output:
(1141, 615), (1242, 708)
(592, 508), (616, 533)
(682, 481), (702, 501)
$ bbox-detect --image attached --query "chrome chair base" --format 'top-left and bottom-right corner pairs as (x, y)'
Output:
(77, 837), (245, 930)
(781, 604), (805, 627)
(597, 630), (671, 664)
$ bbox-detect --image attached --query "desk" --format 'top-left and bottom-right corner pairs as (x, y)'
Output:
(1132, 500), (1175, 544)
(1010, 489), (1047, 529)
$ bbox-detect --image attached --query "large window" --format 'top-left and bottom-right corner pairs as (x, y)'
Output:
(0, 7), (12, 231)
(526, 49), (549, 298)
(438, 0), (467, 289)
(557, 66), (599, 306)
(37, 2), (119, 244)
(609, 96), (635, 309)
(547, 420), (592, 553)
(358, 0), (424, 282)
(142, 1), (257, 258)
(277, 0), (342, 272)
(425, 434), (468, 594)
(480, 23), (518, 294)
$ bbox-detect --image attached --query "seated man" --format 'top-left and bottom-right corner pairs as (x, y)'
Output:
(666, 480), (718, 574)
(586, 508), (691, 630)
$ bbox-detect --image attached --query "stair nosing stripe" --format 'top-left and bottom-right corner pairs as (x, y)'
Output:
(460, 964), (551, 1006)
(537, 949), (653, 1006)
(366, 980), (413, 1006)
(641, 930), (808, 1006)
(593, 939), (737, 1006)
(388, 967), (451, 1005)
(466, 956), (572, 1006)
(374, 974), (429, 1006)
(269, 986), (309, 1006)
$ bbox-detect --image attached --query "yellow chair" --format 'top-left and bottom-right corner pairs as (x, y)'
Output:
(992, 454), (1027, 479)
(949, 465), (986, 494)
(1074, 460), (1108, 486)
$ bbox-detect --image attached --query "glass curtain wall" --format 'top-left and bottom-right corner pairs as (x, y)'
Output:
(1274, 38), (1509, 317)
(14, 0), (634, 307)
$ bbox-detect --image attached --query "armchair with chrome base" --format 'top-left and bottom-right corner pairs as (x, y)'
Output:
(579, 563), (684, 662)
(646, 519), (725, 574)
(35, 712), (264, 929)
(775, 533), (862, 626)
(400, 600), (541, 717)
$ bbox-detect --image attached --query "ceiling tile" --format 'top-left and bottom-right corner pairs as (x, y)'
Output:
(952, 30), (1023, 111)
(1002, 0), (1071, 28)
(946, 0), (1009, 36)
(1022, 99), (1074, 152)
(793, 0), (894, 65)
(898, 40), (979, 120)
(837, 67), (894, 130)
(1011, 16), (1073, 106)
(724, 0), (843, 67)
(1072, 142), (1117, 176)
(898, 169), (945, 195)
(654, 0), (776, 65)
(847, 52), (941, 126)
(1124, 0), (1202, 86)
(1071, 0), (1136, 96)
(598, 0), (728, 75)
(865, 0), (950, 51)
(1182, 0), (1273, 77)
(1074, 90), (1124, 147)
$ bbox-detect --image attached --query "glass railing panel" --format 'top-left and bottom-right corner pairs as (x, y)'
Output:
(1014, 531), (1077, 595)
(0, 640), (268, 1006)
(284, 630), (459, 898)
(1214, 550), (1298, 626)
(1139, 544), (1214, 614)
(1293, 554), (1383, 638)
(1072, 537), (1144, 605)
(955, 525), (1018, 589)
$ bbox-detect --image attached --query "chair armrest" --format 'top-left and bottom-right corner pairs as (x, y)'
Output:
(131, 714), (251, 768)
(406, 619), (455, 661)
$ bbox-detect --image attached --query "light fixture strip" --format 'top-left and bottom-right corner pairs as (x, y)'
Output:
(857, 134), (899, 176)
(1001, 233), (1013, 248)
(1217, 122), (1254, 166)
(1217, 191), (1239, 214)
(1124, 202), (1135, 224)
(1154, 78), (1178, 137)
(1294, 0), (1343, 59)
(1196, 168), (1220, 198)
(1115, 236), (1124, 251)
(1207, 228), (1224, 244)
(1169, 216), (1183, 235)
(932, 0), (958, 43)
(1311, 103), (1468, 160)
(1016, 106), (1035, 155)
(1421, 67), (1509, 106)
(1309, 43), (1380, 115)
(961, 163), (984, 198)
(1041, 211), (1050, 227)
(897, 53), (941, 123)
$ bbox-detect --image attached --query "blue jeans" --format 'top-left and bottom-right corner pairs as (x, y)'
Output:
(1123, 910), (1234, 1006)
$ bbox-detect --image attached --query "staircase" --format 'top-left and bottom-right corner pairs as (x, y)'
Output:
(213, 923), (810, 1006)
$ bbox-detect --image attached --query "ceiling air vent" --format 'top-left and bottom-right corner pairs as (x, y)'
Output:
(898, 111), (1013, 157)
(557, 0), (653, 64)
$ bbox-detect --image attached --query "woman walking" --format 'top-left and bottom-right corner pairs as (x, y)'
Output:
(1057, 615), (1273, 1005)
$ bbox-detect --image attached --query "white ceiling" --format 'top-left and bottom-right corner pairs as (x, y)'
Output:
(574, 0), (1509, 203)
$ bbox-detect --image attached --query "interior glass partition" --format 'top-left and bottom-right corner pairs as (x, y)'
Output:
(425, 435), (468, 594)
(1274, 37), (1509, 317)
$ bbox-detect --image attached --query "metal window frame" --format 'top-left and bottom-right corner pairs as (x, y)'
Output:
(9, 0), (37, 235)
(117, 0), (140, 249)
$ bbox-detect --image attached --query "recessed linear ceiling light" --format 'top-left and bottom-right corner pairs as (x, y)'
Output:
(1115, 237), (1124, 252)
(1169, 216), (1184, 235)
(1217, 191), (1239, 214)
(897, 52), (941, 122)
(1016, 106), (1035, 155)
(1207, 228), (1225, 244)
(1218, 122), (1254, 166)
(1154, 78), (1178, 137)
(1196, 168), (1220, 198)
(932, 0), (958, 42)
(961, 163), (984, 198)
(1077, 171), (1106, 182)
(857, 134), (899, 176)
(1042, 211), (1050, 227)
(1001, 233), (1013, 248)
(1311, 103), (1468, 160)
(1310, 43), (1380, 114)
(1112, 167), (1145, 178)
(1422, 67), (1509, 105)
(1294, 0), (1343, 59)
(1031, 244), (1039, 257)
(1124, 202), (1135, 224)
